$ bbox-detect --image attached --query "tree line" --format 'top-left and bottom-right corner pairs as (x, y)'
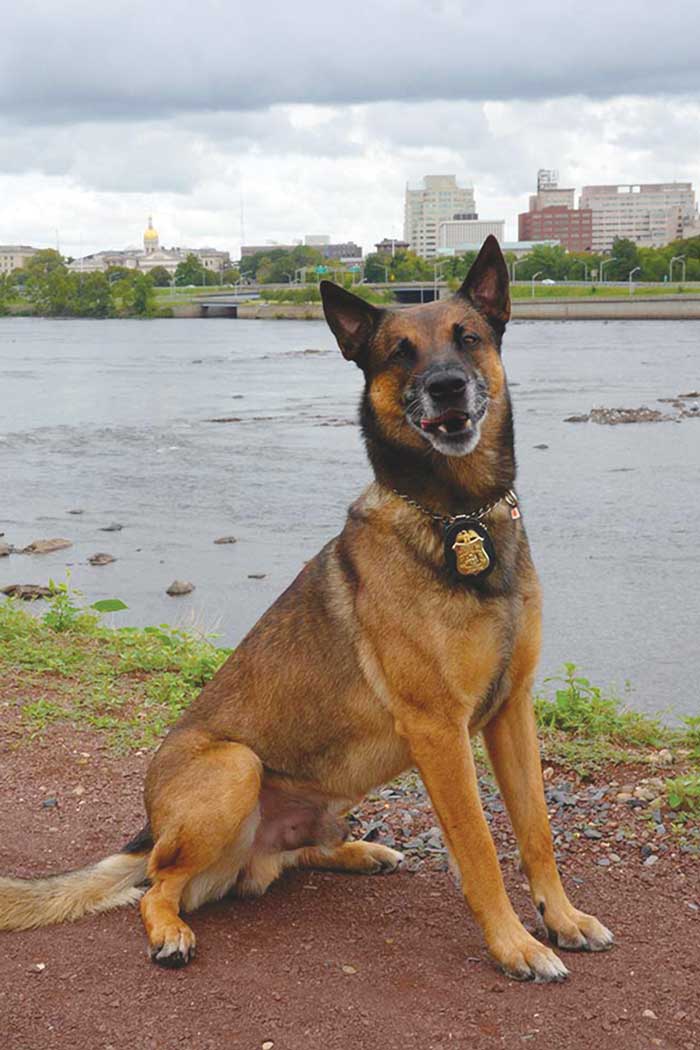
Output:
(0, 250), (242, 317)
(229, 234), (700, 290)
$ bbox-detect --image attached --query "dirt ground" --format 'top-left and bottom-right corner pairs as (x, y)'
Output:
(1, 724), (698, 1050)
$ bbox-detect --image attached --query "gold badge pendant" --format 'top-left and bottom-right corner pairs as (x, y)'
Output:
(453, 528), (491, 575)
(443, 517), (496, 581)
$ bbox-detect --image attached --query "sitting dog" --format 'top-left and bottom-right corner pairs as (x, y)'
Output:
(0, 237), (612, 980)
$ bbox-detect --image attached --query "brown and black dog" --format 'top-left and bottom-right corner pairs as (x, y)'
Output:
(0, 236), (612, 980)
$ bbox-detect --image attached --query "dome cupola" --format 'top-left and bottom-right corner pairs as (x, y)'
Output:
(144, 216), (159, 253)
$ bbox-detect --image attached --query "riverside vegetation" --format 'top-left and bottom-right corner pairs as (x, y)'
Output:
(0, 249), (238, 319)
(1, 587), (698, 834)
(4, 236), (700, 319)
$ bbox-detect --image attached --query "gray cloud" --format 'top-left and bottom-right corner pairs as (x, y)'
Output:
(2, 2), (699, 124)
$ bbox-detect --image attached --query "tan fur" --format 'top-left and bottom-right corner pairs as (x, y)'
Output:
(0, 853), (147, 930)
(0, 240), (611, 978)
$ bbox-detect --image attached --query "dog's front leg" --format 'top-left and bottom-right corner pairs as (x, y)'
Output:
(482, 686), (614, 952)
(396, 709), (568, 982)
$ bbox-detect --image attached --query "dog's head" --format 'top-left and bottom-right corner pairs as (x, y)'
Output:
(320, 236), (511, 461)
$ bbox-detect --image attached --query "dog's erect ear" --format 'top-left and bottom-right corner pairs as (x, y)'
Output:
(457, 235), (511, 330)
(320, 281), (383, 366)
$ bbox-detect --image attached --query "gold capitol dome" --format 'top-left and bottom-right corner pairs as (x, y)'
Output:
(143, 215), (159, 251)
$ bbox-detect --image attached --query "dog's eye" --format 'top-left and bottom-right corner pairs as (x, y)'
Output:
(455, 325), (480, 348)
(390, 339), (416, 363)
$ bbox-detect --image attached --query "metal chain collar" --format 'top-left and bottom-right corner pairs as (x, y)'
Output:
(390, 487), (519, 526)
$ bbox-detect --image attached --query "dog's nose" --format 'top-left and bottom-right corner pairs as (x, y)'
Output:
(426, 371), (467, 401)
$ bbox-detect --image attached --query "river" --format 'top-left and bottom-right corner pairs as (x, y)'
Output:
(1, 316), (698, 718)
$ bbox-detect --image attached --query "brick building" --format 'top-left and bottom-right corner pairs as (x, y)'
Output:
(519, 206), (592, 251)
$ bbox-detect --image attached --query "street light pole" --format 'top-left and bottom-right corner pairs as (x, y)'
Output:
(531, 271), (542, 298)
(628, 266), (641, 295)
(511, 258), (526, 282)
(599, 258), (612, 283)
(433, 259), (449, 301)
(669, 255), (686, 283)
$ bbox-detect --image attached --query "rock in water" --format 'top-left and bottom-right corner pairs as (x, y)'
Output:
(99, 522), (123, 532)
(0, 542), (13, 557)
(88, 553), (116, 566)
(214, 535), (237, 544)
(1, 584), (58, 600)
(166, 580), (195, 596)
(21, 538), (73, 554)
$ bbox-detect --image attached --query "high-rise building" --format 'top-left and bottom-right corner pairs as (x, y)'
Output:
(528, 170), (576, 211)
(404, 176), (476, 258)
(519, 172), (592, 251)
(579, 183), (697, 252)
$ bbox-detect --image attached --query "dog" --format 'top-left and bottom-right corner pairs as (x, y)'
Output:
(0, 236), (612, 980)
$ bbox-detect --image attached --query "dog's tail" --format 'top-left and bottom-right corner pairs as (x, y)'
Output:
(0, 826), (153, 931)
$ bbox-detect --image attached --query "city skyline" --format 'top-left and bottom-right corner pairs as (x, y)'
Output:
(6, 167), (699, 266)
(2, 3), (700, 259)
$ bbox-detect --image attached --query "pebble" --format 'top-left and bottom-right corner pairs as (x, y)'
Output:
(214, 536), (237, 544)
(642, 1009), (657, 1019)
(41, 798), (58, 809)
(29, 963), (46, 973)
(584, 828), (603, 840)
(643, 854), (660, 867)
(262, 1042), (274, 1049)
(99, 523), (123, 532)
(341, 965), (357, 975)
(248, 573), (267, 579)
(166, 580), (195, 596)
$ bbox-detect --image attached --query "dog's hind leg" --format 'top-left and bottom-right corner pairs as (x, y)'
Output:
(140, 733), (262, 967)
(296, 841), (403, 874)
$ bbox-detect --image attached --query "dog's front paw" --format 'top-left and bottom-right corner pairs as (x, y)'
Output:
(149, 921), (197, 968)
(539, 900), (614, 952)
(489, 926), (569, 983)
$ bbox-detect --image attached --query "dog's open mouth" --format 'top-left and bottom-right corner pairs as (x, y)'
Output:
(420, 409), (472, 437)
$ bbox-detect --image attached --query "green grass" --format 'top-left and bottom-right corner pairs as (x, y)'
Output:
(0, 591), (228, 750)
(665, 774), (700, 819)
(510, 283), (700, 299)
(532, 663), (700, 773)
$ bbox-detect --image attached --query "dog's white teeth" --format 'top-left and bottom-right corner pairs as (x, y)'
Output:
(438, 424), (449, 434)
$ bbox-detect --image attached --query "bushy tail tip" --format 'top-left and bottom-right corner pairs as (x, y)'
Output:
(0, 851), (149, 931)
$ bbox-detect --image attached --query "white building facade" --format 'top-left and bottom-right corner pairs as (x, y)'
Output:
(404, 176), (477, 258)
(437, 219), (505, 252)
(0, 245), (38, 275)
(579, 183), (698, 252)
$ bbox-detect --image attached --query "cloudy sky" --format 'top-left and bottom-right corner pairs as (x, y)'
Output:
(2, 1), (699, 258)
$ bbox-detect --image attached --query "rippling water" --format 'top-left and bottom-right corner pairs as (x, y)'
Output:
(1, 316), (698, 718)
